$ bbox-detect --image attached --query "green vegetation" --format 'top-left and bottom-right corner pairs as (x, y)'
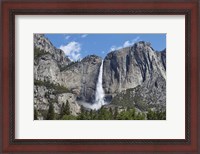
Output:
(37, 109), (48, 120)
(61, 115), (77, 120)
(116, 108), (145, 120)
(69, 107), (146, 120)
(34, 108), (39, 120)
(147, 109), (166, 120)
(60, 100), (71, 119)
(134, 96), (148, 111)
(34, 47), (48, 59)
(60, 61), (79, 72)
(95, 108), (113, 120)
(111, 87), (148, 110)
(34, 80), (69, 94)
(111, 87), (153, 112)
(74, 107), (165, 120)
(111, 88), (135, 107)
(42, 104), (166, 120)
(46, 102), (55, 120)
(59, 100), (78, 120)
(34, 80), (70, 120)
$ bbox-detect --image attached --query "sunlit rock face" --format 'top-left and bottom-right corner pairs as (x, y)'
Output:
(103, 41), (166, 111)
(34, 34), (166, 119)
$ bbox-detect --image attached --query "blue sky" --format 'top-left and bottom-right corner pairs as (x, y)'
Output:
(44, 34), (166, 61)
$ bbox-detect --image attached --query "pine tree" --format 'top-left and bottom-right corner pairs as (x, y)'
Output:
(60, 100), (71, 119)
(92, 109), (98, 120)
(78, 105), (86, 120)
(60, 103), (65, 118)
(109, 108), (113, 120)
(34, 108), (38, 120)
(98, 108), (111, 120)
(89, 110), (93, 120)
(64, 100), (70, 115)
(130, 108), (136, 119)
(113, 107), (118, 120)
(46, 102), (55, 120)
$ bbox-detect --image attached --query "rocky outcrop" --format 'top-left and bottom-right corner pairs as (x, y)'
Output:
(103, 41), (166, 95)
(60, 55), (102, 103)
(34, 54), (61, 85)
(111, 74), (166, 112)
(34, 85), (81, 119)
(156, 48), (166, 71)
(34, 34), (71, 68)
(34, 34), (102, 103)
(57, 93), (81, 116)
(34, 85), (49, 112)
(103, 41), (166, 111)
(34, 34), (166, 118)
(34, 34), (102, 119)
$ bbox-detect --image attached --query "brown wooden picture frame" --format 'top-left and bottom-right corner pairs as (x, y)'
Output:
(0, 0), (199, 153)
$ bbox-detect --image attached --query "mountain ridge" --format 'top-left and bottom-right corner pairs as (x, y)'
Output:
(34, 34), (166, 119)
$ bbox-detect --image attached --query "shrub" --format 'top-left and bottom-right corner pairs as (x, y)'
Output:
(147, 109), (166, 120)
(34, 80), (69, 94)
(60, 61), (79, 72)
(34, 108), (39, 120)
(34, 47), (48, 59)
(61, 115), (77, 120)
(60, 100), (71, 119)
(46, 102), (55, 120)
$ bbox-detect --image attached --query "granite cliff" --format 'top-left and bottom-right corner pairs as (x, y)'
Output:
(34, 34), (102, 119)
(103, 41), (166, 111)
(34, 34), (166, 119)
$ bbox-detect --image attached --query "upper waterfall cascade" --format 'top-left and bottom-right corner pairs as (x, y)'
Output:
(93, 60), (105, 109)
(78, 60), (106, 110)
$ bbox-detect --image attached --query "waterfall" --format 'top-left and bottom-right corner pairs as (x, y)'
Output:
(79, 60), (105, 110)
(94, 60), (105, 109)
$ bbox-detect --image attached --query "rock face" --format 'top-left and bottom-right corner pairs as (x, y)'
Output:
(34, 54), (61, 85)
(110, 74), (166, 112)
(34, 34), (102, 119)
(34, 34), (166, 119)
(34, 85), (81, 118)
(57, 93), (81, 116)
(103, 41), (166, 94)
(34, 34), (71, 68)
(60, 55), (102, 103)
(103, 41), (166, 111)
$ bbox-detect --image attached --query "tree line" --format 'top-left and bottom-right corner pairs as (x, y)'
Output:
(34, 100), (166, 120)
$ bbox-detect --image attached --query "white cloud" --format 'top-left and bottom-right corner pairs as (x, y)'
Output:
(81, 34), (88, 38)
(110, 46), (121, 51)
(65, 35), (70, 40)
(123, 36), (140, 47)
(123, 41), (132, 47)
(110, 36), (140, 51)
(59, 41), (81, 61)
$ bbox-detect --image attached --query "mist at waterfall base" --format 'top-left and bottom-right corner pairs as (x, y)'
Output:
(80, 60), (107, 110)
